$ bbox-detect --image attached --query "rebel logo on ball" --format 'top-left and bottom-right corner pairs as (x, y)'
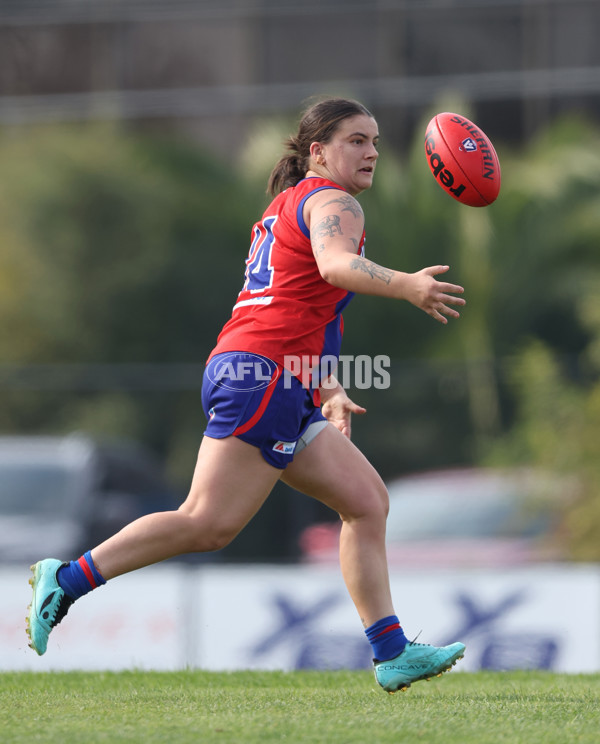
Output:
(424, 129), (468, 201)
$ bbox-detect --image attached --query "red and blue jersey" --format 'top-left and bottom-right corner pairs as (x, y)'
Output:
(209, 177), (365, 392)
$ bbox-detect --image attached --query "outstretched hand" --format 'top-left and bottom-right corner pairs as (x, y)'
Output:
(406, 265), (465, 324)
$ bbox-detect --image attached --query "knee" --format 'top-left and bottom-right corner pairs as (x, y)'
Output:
(198, 530), (236, 553)
(370, 485), (390, 522)
(193, 522), (240, 553)
(341, 481), (389, 524)
(178, 509), (240, 553)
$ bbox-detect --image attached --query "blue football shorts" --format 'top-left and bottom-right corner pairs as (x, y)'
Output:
(202, 351), (328, 469)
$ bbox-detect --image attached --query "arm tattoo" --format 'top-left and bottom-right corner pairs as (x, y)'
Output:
(313, 237), (358, 258)
(312, 214), (342, 239)
(349, 257), (393, 284)
(322, 194), (363, 219)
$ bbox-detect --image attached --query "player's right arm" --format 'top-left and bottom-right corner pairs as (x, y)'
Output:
(305, 189), (466, 324)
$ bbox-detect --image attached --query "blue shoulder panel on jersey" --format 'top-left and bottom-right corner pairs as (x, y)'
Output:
(296, 184), (344, 239)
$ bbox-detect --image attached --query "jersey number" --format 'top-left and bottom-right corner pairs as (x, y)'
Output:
(243, 215), (277, 292)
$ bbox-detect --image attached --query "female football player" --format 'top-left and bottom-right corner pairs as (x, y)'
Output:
(28, 97), (466, 692)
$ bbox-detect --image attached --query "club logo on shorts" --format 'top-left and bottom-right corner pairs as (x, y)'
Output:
(207, 352), (279, 391)
(272, 440), (296, 454)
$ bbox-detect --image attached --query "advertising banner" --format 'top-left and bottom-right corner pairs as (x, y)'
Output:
(3, 564), (598, 673)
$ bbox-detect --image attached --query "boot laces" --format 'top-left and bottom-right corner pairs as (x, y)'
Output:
(408, 630), (431, 648)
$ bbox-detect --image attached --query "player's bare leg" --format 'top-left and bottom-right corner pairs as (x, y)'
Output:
(282, 423), (465, 692)
(282, 423), (394, 626)
(91, 435), (282, 579)
(27, 436), (281, 654)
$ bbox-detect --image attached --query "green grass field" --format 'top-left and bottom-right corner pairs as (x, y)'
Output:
(1, 670), (599, 744)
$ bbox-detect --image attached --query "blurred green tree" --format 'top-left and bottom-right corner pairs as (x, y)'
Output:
(0, 124), (261, 458)
(478, 117), (600, 560)
(0, 125), (260, 364)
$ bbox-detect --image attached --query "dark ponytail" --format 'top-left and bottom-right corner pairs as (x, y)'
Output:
(267, 98), (374, 196)
(267, 139), (307, 197)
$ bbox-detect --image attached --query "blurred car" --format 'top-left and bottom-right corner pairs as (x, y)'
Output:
(299, 468), (575, 568)
(0, 433), (183, 564)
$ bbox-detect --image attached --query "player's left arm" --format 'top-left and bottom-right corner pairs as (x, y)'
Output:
(306, 190), (466, 324)
(319, 375), (366, 440)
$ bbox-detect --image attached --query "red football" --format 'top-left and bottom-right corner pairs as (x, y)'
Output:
(424, 112), (501, 207)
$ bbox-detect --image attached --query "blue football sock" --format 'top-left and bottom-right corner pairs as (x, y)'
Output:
(365, 615), (408, 661)
(57, 551), (106, 600)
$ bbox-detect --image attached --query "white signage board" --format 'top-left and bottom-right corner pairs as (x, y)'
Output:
(2, 564), (598, 673)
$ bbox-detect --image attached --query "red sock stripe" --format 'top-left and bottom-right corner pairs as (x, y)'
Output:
(373, 622), (401, 639)
(77, 555), (98, 589)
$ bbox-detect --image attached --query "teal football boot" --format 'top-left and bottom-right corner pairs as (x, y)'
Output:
(374, 640), (465, 693)
(26, 559), (74, 656)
